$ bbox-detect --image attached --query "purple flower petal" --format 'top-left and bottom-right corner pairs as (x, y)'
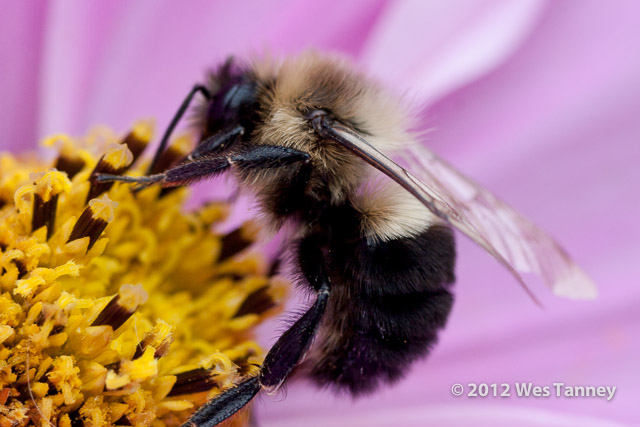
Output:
(0, 1), (47, 152)
(1, 1), (638, 425)
(362, 0), (545, 105)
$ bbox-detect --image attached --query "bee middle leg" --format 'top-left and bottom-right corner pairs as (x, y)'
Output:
(187, 124), (245, 161)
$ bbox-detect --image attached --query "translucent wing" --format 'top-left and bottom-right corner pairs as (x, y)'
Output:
(319, 120), (597, 302)
(403, 143), (597, 301)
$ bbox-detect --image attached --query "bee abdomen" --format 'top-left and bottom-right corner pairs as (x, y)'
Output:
(304, 224), (456, 395)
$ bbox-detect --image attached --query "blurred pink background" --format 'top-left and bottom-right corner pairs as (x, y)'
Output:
(1, 1), (639, 426)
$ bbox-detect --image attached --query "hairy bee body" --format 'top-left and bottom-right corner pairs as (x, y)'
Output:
(97, 49), (594, 426)
(195, 52), (456, 394)
(100, 51), (458, 425)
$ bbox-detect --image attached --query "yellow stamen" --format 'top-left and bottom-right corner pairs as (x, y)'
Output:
(0, 123), (287, 426)
(102, 143), (133, 170)
(33, 171), (71, 202)
(131, 120), (153, 143)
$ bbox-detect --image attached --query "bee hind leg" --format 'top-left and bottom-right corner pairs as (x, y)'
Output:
(182, 377), (261, 427)
(259, 278), (329, 393)
(183, 248), (331, 427)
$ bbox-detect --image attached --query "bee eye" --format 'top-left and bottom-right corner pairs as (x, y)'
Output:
(308, 109), (337, 140)
(307, 109), (336, 133)
(306, 109), (330, 121)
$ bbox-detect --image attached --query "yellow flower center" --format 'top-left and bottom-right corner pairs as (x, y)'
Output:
(0, 122), (286, 426)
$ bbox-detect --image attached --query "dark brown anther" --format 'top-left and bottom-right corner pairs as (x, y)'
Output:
(132, 323), (173, 360)
(149, 145), (185, 176)
(132, 343), (145, 360)
(120, 122), (152, 165)
(153, 340), (171, 359)
(167, 368), (218, 396)
(218, 221), (259, 263)
(68, 195), (116, 250)
(32, 193), (59, 240)
(54, 154), (85, 179)
(68, 209), (107, 250)
(132, 339), (172, 360)
(91, 295), (133, 330)
(31, 171), (71, 240)
(232, 349), (258, 376)
(13, 259), (27, 279)
(86, 144), (133, 202)
(233, 285), (276, 318)
(103, 361), (120, 372)
(91, 284), (147, 331)
(50, 324), (65, 335)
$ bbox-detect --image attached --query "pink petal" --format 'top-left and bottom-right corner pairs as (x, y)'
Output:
(0, 1), (48, 152)
(361, 0), (545, 104)
(38, 0), (387, 138)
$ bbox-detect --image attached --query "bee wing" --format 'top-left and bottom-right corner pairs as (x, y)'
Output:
(323, 122), (597, 302)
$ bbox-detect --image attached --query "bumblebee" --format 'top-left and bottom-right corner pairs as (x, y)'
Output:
(98, 51), (595, 426)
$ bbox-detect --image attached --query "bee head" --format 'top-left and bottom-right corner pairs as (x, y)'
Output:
(201, 58), (259, 138)
(196, 52), (416, 208)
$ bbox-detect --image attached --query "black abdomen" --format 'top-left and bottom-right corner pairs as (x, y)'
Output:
(299, 214), (456, 395)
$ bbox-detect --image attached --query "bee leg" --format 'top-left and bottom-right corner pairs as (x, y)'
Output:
(162, 145), (310, 187)
(183, 248), (330, 427)
(93, 173), (167, 189)
(229, 145), (311, 171)
(148, 84), (211, 174)
(187, 124), (245, 160)
(183, 377), (261, 427)
(259, 275), (329, 392)
(97, 145), (310, 189)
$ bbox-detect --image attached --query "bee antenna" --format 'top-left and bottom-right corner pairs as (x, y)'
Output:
(148, 84), (211, 174)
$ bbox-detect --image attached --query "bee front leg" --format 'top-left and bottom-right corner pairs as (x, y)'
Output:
(96, 145), (311, 189)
